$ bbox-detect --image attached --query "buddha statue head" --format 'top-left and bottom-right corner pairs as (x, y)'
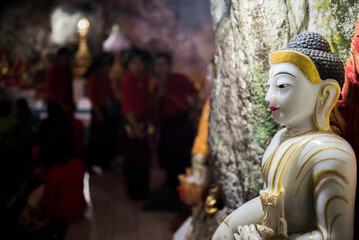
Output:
(266, 32), (344, 131)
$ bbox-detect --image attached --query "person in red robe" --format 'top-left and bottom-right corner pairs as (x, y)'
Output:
(85, 53), (117, 170)
(38, 132), (86, 240)
(153, 52), (198, 192)
(45, 48), (74, 116)
(42, 157), (87, 224)
(118, 48), (150, 199)
(21, 117), (87, 240)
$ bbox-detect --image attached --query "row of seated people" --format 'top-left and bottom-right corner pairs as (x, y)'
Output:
(0, 96), (87, 240)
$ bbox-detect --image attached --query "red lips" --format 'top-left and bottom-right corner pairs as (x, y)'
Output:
(270, 106), (280, 112)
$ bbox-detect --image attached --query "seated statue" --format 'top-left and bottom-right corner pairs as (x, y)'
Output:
(212, 32), (357, 240)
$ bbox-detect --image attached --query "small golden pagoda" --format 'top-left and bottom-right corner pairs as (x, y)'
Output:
(73, 18), (92, 102)
(73, 18), (92, 82)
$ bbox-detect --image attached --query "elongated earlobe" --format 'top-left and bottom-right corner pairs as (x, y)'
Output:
(314, 80), (340, 131)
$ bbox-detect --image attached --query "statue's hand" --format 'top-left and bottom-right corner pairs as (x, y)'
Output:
(234, 224), (262, 240)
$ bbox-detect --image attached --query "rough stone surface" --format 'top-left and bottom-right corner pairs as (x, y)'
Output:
(187, 0), (359, 239)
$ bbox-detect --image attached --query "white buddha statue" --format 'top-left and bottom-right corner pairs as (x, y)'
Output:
(212, 32), (357, 240)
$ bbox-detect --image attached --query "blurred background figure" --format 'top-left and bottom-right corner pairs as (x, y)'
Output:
(119, 48), (151, 199)
(18, 120), (87, 240)
(45, 47), (74, 117)
(33, 55), (51, 100)
(153, 52), (198, 193)
(14, 98), (39, 181)
(84, 53), (117, 171)
(0, 97), (20, 202)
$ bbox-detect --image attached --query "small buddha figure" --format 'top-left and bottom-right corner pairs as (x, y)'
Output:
(212, 32), (357, 240)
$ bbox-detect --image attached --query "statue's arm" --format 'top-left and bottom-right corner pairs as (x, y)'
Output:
(212, 196), (263, 240)
(288, 152), (356, 240)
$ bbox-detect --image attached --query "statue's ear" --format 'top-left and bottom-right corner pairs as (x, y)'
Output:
(315, 80), (340, 131)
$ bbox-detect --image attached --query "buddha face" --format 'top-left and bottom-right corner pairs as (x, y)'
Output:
(265, 62), (321, 128)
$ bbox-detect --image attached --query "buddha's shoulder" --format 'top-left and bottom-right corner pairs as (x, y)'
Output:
(298, 132), (355, 165)
(302, 131), (352, 148)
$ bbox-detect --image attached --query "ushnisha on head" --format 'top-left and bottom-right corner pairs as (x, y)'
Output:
(266, 32), (344, 131)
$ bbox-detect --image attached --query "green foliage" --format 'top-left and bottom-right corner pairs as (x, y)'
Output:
(314, 0), (359, 61)
(214, 134), (231, 150)
(314, 0), (330, 10)
(211, 131), (232, 154)
(240, 158), (263, 197)
(328, 30), (349, 62)
(249, 65), (277, 148)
